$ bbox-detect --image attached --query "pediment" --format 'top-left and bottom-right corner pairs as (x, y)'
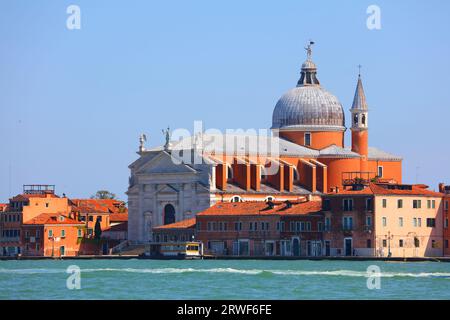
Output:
(136, 151), (197, 175)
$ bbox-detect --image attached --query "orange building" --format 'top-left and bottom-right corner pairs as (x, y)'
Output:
(21, 213), (85, 257)
(0, 185), (128, 257)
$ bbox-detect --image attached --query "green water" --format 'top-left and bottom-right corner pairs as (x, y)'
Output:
(0, 259), (449, 299)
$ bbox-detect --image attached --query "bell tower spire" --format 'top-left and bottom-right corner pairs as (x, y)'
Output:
(350, 68), (369, 172)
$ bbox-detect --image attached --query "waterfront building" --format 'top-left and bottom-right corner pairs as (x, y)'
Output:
(0, 185), (70, 256)
(0, 185), (128, 257)
(21, 213), (85, 257)
(128, 44), (402, 243)
(439, 183), (450, 255)
(323, 183), (444, 257)
(194, 199), (323, 257)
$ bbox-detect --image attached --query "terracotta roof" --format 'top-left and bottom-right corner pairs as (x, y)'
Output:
(23, 213), (84, 226)
(369, 183), (443, 197)
(0, 203), (8, 211)
(109, 213), (128, 222)
(153, 218), (196, 230)
(327, 183), (442, 197)
(197, 200), (322, 216)
(70, 199), (127, 214)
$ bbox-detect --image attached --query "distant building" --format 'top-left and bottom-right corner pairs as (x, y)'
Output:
(165, 198), (324, 257)
(129, 44), (402, 243)
(0, 185), (128, 257)
(22, 213), (85, 257)
(439, 183), (450, 256)
(323, 183), (444, 257)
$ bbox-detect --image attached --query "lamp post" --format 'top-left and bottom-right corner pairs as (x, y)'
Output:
(386, 231), (393, 257)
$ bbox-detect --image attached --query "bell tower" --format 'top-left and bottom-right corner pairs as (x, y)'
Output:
(350, 69), (369, 172)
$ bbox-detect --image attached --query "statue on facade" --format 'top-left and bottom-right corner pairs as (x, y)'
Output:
(162, 126), (171, 150)
(139, 133), (147, 153)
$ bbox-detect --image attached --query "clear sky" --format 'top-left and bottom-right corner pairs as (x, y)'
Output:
(1, 0), (449, 201)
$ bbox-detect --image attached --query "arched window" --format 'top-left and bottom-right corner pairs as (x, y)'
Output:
(163, 204), (176, 225)
(230, 196), (243, 203)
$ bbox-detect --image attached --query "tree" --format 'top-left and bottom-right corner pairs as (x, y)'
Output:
(91, 190), (116, 200)
(94, 217), (102, 240)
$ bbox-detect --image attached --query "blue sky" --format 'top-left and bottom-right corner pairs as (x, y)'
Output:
(1, 0), (449, 200)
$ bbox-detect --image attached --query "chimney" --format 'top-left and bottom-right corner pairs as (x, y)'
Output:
(439, 183), (445, 193)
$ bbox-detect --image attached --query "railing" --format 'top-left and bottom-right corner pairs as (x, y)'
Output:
(0, 237), (20, 243)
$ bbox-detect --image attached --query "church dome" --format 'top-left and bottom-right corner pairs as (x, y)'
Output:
(272, 43), (345, 131)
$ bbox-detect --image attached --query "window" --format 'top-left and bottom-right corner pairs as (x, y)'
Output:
(231, 196), (242, 203)
(413, 200), (422, 209)
(89, 216), (94, 222)
(234, 222), (242, 231)
(366, 216), (372, 227)
(61, 230), (66, 238)
(432, 200), (436, 209)
(366, 198), (373, 211)
(322, 199), (331, 211)
(261, 222), (269, 231)
(48, 230), (53, 238)
(207, 222), (213, 231)
(300, 222), (305, 231)
(382, 239), (387, 247)
(432, 240), (437, 248)
(36, 243), (40, 251)
(446, 240), (449, 249)
(296, 221), (301, 232)
(304, 132), (311, 147)
(399, 239), (404, 248)
(343, 216), (353, 230)
(413, 218), (417, 227)
(343, 199), (353, 211)
(382, 199), (387, 208)
(366, 239), (372, 248)
(418, 218), (422, 227)
(377, 166), (383, 178)
(446, 201), (449, 211)
(445, 218), (449, 229)
(77, 229), (82, 238)
(427, 200), (431, 209)
(36, 230), (40, 238)
(397, 199), (403, 209)
(426, 218), (436, 228)
(382, 217), (387, 227)
(325, 217), (331, 231)
(306, 222), (311, 231)
(45, 203), (49, 208)
(398, 217), (403, 227)
(290, 222), (295, 232)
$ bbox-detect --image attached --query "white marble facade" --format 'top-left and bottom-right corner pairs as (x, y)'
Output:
(127, 150), (216, 243)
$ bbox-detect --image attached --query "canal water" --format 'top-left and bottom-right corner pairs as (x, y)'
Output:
(1, 259), (449, 299)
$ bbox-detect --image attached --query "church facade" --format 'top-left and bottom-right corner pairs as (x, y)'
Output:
(127, 44), (402, 243)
